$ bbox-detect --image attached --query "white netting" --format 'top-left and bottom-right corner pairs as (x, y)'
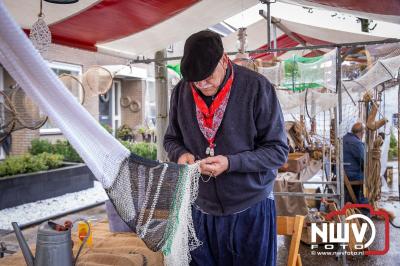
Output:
(257, 49), (337, 91)
(366, 43), (400, 62)
(297, 49), (337, 91)
(276, 89), (306, 114)
(340, 45), (400, 136)
(0, 3), (200, 265)
(338, 91), (360, 137)
(257, 62), (284, 86)
(277, 89), (337, 116)
(342, 55), (400, 93)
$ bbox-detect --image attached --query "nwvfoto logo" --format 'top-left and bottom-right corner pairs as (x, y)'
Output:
(310, 203), (390, 256)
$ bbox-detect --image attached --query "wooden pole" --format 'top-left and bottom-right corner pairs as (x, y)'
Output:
(155, 50), (168, 161)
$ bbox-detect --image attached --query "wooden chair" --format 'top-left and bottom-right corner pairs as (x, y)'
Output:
(277, 215), (305, 266)
(344, 174), (364, 203)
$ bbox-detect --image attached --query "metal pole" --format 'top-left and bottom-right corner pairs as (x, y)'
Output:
(154, 50), (169, 161)
(273, 192), (339, 198)
(131, 39), (400, 64)
(336, 47), (345, 210)
(273, 23), (277, 57)
(266, 1), (271, 48)
(336, 46), (348, 266)
(334, 106), (340, 192)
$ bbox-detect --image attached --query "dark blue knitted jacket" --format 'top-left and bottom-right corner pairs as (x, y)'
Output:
(343, 132), (365, 181)
(163, 64), (289, 215)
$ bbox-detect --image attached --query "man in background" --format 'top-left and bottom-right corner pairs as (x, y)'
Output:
(343, 122), (367, 203)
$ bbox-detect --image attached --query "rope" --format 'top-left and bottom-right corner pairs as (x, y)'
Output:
(289, 122), (305, 150)
(365, 136), (383, 206)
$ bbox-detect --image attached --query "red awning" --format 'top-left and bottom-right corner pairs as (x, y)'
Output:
(24, 0), (198, 51)
(307, 0), (400, 16)
(252, 33), (331, 61)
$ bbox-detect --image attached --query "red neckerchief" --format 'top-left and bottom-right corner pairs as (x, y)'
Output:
(191, 61), (234, 156)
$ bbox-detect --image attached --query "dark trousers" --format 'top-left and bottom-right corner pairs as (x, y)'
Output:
(190, 197), (277, 266)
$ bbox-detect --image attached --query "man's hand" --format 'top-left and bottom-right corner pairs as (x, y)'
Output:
(178, 153), (195, 165)
(199, 155), (229, 177)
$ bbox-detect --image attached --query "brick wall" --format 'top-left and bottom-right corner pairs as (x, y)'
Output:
(43, 44), (129, 121)
(3, 44), (150, 155)
(121, 79), (146, 130)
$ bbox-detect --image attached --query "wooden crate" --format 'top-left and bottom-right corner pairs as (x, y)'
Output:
(280, 152), (310, 173)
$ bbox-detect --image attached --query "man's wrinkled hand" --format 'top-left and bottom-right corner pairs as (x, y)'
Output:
(177, 153), (195, 165)
(199, 155), (229, 177)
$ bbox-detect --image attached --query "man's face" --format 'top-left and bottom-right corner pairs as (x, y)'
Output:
(193, 54), (228, 96)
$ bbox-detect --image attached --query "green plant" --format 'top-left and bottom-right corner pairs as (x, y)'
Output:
(29, 139), (54, 155)
(37, 153), (64, 169)
(121, 141), (157, 160)
(29, 139), (82, 163)
(137, 125), (149, 135)
(388, 148), (398, 161)
(53, 140), (82, 163)
(116, 124), (133, 140)
(0, 153), (64, 178)
(390, 132), (397, 149)
(101, 123), (113, 134)
(388, 132), (398, 161)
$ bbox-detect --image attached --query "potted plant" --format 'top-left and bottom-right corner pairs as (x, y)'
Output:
(116, 124), (134, 142)
(137, 125), (152, 143)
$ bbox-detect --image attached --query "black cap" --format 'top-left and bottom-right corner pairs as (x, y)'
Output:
(181, 30), (224, 82)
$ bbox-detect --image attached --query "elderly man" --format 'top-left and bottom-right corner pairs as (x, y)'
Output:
(163, 30), (288, 265)
(343, 122), (367, 203)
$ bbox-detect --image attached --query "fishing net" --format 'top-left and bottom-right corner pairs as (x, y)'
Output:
(0, 91), (16, 142)
(342, 54), (400, 93)
(366, 43), (400, 62)
(7, 84), (48, 130)
(82, 65), (113, 96)
(277, 89), (337, 116)
(258, 49), (337, 91)
(59, 74), (85, 104)
(257, 62), (284, 86)
(338, 91), (360, 138)
(340, 45), (400, 136)
(0, 3), (201, 265)
(296, 49), (337, 92)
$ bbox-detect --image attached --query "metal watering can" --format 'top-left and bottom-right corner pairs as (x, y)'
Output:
(12, 219), (90, 266)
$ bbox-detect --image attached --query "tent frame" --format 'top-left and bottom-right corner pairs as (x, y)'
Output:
(137, 38), (400, 204)
(130, 38), (400, 64)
